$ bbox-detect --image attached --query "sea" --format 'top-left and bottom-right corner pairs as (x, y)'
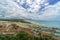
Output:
(36, 21), (60, 28)
(27, 20), (60, 28)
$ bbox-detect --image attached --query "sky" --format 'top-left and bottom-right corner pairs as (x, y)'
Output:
(0, 0), (60, 21)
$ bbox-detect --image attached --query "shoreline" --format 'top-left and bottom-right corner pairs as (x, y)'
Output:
(0, 20), (60, 38)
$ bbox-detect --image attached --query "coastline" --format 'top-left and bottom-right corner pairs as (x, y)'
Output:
(0, 20), (60, 38)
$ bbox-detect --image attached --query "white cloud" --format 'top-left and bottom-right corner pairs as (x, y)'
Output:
(26, 0), (49, 13)
(0, 0), (60, 21)
(39, 2), (60, 20)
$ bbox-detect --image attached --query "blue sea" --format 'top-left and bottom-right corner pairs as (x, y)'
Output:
(37, 21), (60, 28)
(27, 20), (60, 28)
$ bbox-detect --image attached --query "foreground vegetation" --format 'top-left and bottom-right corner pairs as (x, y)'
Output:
(0, 31), (56, 40)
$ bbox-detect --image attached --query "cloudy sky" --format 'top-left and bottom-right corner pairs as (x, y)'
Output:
(0, 0), (60, 21)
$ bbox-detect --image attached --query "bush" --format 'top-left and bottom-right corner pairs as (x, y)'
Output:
(15, 31), (34, 40)
(0, 31), (56, 40)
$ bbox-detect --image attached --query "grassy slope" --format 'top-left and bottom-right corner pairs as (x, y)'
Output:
(0, 19), (40, 28)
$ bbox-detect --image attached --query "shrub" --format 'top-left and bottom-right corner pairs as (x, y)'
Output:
(0, 31), (56, 40)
